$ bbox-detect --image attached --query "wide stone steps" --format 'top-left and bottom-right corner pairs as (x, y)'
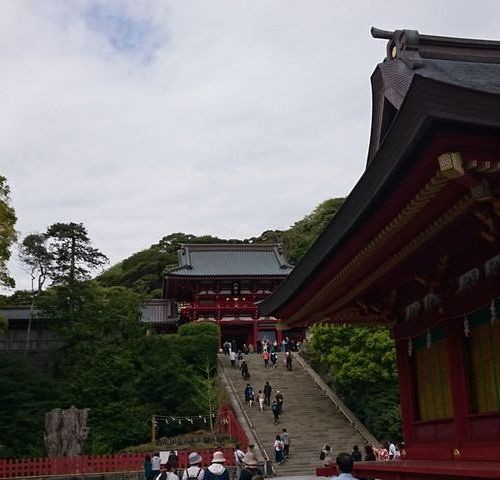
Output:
(219, 353), (369, 476)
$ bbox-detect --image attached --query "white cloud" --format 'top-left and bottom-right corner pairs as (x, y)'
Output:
(2, 0), (500, 290)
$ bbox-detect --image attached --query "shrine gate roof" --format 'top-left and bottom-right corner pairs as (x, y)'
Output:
(165, 243), (293, 278)
(260, 27), (500, 319)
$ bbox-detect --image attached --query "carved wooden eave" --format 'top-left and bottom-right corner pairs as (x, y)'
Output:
(282, 160), (473, 327)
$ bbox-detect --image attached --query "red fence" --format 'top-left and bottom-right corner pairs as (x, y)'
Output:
(0, 448), (238, 479)
(0, 406), (248, 479)
(217, 405), (249, 448)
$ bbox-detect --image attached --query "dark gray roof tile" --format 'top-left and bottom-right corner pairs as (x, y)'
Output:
(166, 244), (293, 277)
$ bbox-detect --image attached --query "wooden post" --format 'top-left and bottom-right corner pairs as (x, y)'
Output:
(151, 415), (156, 446)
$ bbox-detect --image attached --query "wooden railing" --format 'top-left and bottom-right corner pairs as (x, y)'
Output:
(218, 405), (249, 448)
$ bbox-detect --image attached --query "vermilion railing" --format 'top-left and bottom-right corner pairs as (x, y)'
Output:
(217, 405), (249, 448)
(0, 449), (239, 479)
(0, 407), (247, 479)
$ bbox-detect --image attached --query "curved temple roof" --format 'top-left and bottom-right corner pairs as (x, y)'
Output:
(259, 27), (500, 319)
(165, 243), (294, 278)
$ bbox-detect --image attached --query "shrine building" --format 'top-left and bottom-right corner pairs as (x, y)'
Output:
(162, 243), (298, 349)
(260, 28), (500, 479)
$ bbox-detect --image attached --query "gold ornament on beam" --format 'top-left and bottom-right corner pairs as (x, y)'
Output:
(438, 152), (464, 179)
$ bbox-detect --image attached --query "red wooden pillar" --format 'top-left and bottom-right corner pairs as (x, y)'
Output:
(276, 326), (283, 346)
(253, 320), (258, 347)
(217, 316), (222, 351)
(395, 337), (417, 447)
(217, 318), (222, 350)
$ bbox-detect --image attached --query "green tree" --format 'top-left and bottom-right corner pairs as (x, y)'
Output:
(308, 323), (401, 440)
(192, 361), (220, 432)
(0, 176), (17, 288)
(45, 222), (108, 287)
(19, 233), (52, 355)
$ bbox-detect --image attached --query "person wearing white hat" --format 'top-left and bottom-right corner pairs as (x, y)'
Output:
(203, 451), (229, 480)
(182, 452), (204, 480)
(238, 453), (262, 480)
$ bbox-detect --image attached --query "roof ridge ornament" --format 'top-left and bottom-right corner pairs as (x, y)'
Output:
(371, 27), (424, 69)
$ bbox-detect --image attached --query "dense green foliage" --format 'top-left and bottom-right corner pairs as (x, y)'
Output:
(0, 281), (218, 457)
(249, 197), (345, 265)
(0, 357), (58, 457)
(307, 324), (401, 441)
(0, 176), (17, 288)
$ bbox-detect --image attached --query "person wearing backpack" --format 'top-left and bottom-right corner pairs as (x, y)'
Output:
(238, 453), (262, 480)
(271, 400), (280, 424)
(274, 435), (285, 465)
(156, 461), (178, 480)
(244, 384), (254, 407)
(203, 452), (229, 480)
(234, 445), (245, 480)
(182, 452), (204, 480)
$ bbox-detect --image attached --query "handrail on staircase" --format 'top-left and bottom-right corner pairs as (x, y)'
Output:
(217, 356), (275, 477)
(292, 352), (380, 447)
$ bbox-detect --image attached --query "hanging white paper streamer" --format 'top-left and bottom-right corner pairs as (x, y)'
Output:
(464, 316), (470, 338)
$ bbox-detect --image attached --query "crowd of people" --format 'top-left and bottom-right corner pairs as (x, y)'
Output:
(319, 440), (407, 479)
(222, 337), (302, 358)
(145, 448), (267, 480)
(242, 380), (284, 425)
(320, 440), (406, 465)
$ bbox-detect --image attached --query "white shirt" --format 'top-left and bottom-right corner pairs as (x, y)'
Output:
(182, 466), (204, 480)
(152, 457), (161, 471)
(156, 473), (179, 480)
(388, 442), (397, 459)
(234, 449), (245, 464)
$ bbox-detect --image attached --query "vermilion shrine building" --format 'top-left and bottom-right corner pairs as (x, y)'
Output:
(261, 28), (500, 479)
(162, 243), (298, 348)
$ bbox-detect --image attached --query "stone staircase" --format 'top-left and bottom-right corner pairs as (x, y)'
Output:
(219, 353), (375, 477)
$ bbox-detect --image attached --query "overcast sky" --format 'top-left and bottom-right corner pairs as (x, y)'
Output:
(2, 0), (500, 291)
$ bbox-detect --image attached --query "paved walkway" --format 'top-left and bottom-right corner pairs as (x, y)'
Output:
(220, 353), (368, 476)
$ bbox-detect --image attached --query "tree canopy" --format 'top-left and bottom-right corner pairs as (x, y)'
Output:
(306, 324), (401, 441)
(0, 176), (17, 288)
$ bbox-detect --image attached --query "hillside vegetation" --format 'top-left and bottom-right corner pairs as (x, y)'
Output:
(97, 197), (345, 295)
(1, 197), (400, 456)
